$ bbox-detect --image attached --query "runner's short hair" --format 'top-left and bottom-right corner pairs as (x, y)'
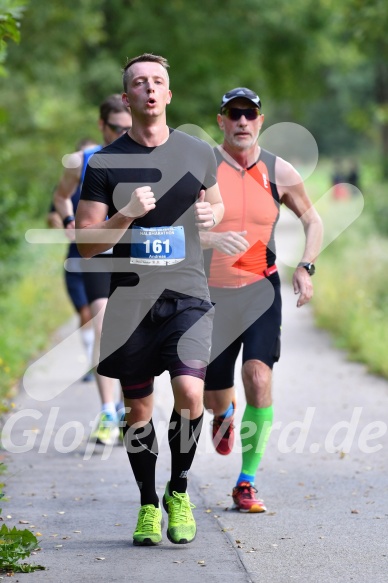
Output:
(122, 53), (169, 92)
(99, 94), (129, 123)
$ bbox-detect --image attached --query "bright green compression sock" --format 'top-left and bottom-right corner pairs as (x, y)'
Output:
(237, 404), (274, 485)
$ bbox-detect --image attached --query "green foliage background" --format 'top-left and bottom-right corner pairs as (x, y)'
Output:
(1, 0), (387, 256)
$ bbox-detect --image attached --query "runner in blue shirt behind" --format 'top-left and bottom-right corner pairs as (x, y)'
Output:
(53, 95), (132, 446)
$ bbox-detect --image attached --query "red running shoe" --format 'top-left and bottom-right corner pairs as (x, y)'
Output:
(232, 481), (266, 513)
(211, 400), (235, 455)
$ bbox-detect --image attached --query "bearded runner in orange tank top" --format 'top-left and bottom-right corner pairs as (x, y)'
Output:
(200, 87), (323, 513)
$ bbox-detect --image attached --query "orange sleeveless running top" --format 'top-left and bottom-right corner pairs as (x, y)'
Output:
(206, 148), (280, 288)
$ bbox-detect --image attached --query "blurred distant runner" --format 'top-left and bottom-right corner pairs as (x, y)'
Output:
(53, 95), (132, 446)
(48, 138), (97, 382)
(201, 88), (323, 512)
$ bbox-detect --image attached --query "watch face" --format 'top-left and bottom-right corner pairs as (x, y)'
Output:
(307, 263), (315, 275)
(298, 262), (315, 275)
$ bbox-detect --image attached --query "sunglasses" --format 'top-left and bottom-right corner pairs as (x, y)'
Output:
(106, 122), (131, 133)
(222, 108), (261, 121)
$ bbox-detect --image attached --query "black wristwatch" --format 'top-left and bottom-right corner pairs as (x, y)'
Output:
(63, 215), (75, 228)
(297, 262), (315, 276)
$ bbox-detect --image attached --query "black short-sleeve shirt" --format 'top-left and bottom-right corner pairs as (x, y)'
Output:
(81, 129), (217, 300)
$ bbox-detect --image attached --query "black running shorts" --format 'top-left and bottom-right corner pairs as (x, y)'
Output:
(97, 293), (214, 397)
(64, 269), (88, 311)
(81, 254), (112, 303)
(205, 273), (282, 391)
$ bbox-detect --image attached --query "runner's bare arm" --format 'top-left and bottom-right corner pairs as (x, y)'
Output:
(53, 151), (83, 222)
(46, 210), (63, 229)
(276, 157), (323, 307)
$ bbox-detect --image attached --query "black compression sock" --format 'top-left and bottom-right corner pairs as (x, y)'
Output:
(123, 420), (159, 507)
(168, 409), (203, 493)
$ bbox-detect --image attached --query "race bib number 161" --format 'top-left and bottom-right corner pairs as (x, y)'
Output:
(130, 226), (186, 266)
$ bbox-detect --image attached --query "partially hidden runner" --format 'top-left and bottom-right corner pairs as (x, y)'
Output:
(53, 95), (132, 446)
(48, 138), (97, 382)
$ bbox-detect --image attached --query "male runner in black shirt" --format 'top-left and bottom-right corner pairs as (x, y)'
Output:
(76, 53), (223, 546)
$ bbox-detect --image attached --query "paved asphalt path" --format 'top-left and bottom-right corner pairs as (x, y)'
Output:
(1, 213), (388, 582)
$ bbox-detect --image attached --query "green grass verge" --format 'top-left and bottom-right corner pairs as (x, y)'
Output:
(0, 228), (73, 402)
(314, 216), (388, 377)
(307, 161), (388, 379)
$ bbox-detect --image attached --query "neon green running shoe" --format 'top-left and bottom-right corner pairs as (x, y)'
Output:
(89, 412), (119, 446)
(162, 482), (196, 544)
(133, 504), (163, 546)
